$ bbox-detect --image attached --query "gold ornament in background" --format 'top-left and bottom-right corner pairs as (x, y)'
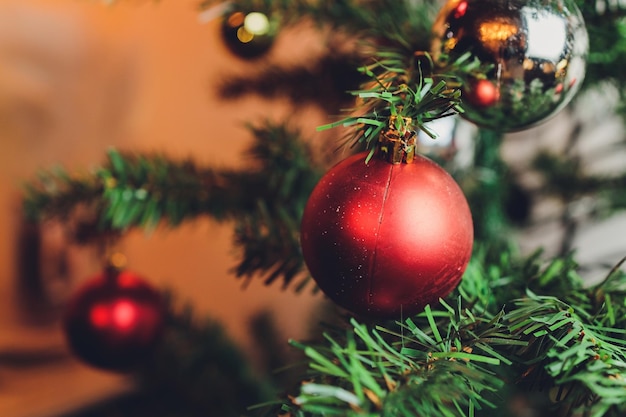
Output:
(221, 10), (277, 59)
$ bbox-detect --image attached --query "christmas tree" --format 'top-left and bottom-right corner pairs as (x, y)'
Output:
(16, 0), (626, 416)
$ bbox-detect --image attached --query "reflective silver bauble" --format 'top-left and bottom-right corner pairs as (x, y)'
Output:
(432, 0), (588, 131)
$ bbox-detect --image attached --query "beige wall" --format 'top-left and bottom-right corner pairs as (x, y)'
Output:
(0, 1), (326, 410)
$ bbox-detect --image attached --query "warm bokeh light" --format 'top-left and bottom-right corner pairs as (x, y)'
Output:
(111, 299), (137, 330)
(236, 27), (254, 43)
(244, 12), (270, 35)
(226, 11), (245, 27)
(479, 21), (518, 45)
(454, 1), (468, 18)
(89, 304), (110, 328)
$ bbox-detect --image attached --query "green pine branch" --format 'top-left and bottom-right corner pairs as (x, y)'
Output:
(504, 290), (626, 417)
(269, 248), (626, 417)
(316, 49), (486, 157)
(23, 150), (225, 229)
(277, 309), (506, 417)
(23, 121), (322, 290)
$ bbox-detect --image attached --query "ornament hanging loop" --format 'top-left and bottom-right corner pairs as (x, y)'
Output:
(106, 252), (127, 271)
(378, 116), (417, 164)
(102, 251), (128, 281)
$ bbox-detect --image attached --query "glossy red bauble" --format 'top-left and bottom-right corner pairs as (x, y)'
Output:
(300, 152), (473, 318)
(62, 269), (165, 372)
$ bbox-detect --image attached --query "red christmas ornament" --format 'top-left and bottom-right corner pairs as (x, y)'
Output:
(466, 79), (500, 108)
(62, 268), (165, 372)
(300, 151), (473, 318)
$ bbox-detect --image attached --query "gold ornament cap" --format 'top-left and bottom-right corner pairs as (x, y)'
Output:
(378, 116), (416, 164)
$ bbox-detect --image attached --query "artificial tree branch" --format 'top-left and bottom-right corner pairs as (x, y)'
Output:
(271, 248), (626, 417)
(23, 121), (322, 290)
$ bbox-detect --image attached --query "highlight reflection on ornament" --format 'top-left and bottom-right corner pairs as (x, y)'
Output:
(432, 0), (588, 131)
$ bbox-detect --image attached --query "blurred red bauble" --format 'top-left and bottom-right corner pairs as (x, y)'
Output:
(466, 79), (500, 108)
(63, 268), (165, 372)
(300, 151), (473, 318)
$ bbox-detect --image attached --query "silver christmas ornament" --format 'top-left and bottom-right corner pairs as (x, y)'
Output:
(432, 0), (588, 131)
